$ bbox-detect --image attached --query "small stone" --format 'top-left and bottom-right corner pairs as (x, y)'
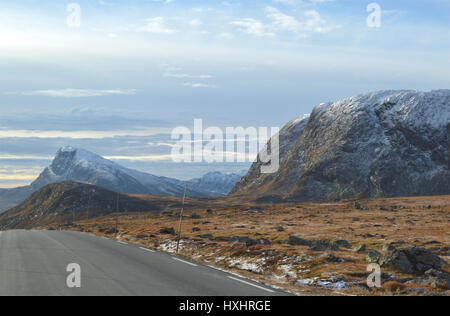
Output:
(366, 250), (381, 263)
(354, 244), (367, 253)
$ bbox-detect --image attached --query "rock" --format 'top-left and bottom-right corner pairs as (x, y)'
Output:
(366, 250), (381, 263)
(159, 227), (175, 235)
(379, 250), (414, 274)
(231, 236), (257, 246)
(383, 244), (397, 251)
(335, 240), (351, 249)
(378, 247), (445, 275)
(309, 240), (340, 252)
(403, 247), (445, 273)
(229, 236), (271, 247)
(214, 236), (232, 242)
(206, 209), (214, 214)
(287, 236), (312, 246)
(424, 269), (450, 288)
(354, 202), (362, 210)
(196, 234), (213, 239)
(105, 227), (118, 235)
(360, 233), (375, 238)
(354, 244), (367, 253)
(326, 254), (345, 263)
(256, 238), (271, 245)
(273, 226), (285, 232)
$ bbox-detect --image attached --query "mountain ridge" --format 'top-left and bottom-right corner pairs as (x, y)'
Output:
(231, 90), (450, 202)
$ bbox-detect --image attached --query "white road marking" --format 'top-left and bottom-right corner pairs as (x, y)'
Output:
(172, 257), (198, 267)
(117, 241), (128, 245)
(139, 247), (155, 253)
(228, 276), (275, 293)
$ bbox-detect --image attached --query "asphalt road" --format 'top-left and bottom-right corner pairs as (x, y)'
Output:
(0, 230), (288, 296)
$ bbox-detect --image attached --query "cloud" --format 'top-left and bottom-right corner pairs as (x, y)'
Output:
(182, 82), (216, 88)
(0, 128), (171, 139)
(5, 89), (137, 98)
(231, 7), (339, 38)
(164, 73), (214, 79)
(230, 19), (275, 37)
(139, 17), (176, 34)
(265, 6), (339, 36)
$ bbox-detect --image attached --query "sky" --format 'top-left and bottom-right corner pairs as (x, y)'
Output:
(0, 0), (449, 187)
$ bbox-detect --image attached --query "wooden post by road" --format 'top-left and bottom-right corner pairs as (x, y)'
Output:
(176, 184), (188, 253)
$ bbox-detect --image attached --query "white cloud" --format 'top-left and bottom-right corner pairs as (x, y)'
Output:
(182, 82), (216, 88)
(189, 19), (202, 26)
(139, 17), (176, 34)
(5, 89), (137, 98)
(266, 6), (339, 36)
(230, 19), (275, 37)
(0, 127), (171, 139)
(164, 73), (213, 79)
(231, 7), (338, 39)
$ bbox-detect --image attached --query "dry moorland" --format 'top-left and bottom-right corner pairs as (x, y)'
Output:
(46, 195), (449, 296)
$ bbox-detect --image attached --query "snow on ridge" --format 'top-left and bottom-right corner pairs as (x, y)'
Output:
(291, 114), (310, 125)
(318, 90), (450, 128)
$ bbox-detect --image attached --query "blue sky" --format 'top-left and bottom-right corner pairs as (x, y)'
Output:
(0, 0), (449, 187)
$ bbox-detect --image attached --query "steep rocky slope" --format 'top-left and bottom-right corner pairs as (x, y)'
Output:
(231, 90), (450, 202)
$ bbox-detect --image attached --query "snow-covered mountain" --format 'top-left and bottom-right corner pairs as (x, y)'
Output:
(187, 170), (247, 196)
(0, 147), (246, 212)
(231, 90), (450, 202)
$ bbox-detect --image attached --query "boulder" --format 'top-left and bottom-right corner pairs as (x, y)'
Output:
(287, 236), (312, 246)
(378, 247), (445, 274)
(335, 240), (352, 249)
(159, 227), (175, 235)
(309, 240), (339, 252)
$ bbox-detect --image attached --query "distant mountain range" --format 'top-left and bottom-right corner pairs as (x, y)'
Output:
(0, 147), (246, 213)
(232, 90), (450, 202)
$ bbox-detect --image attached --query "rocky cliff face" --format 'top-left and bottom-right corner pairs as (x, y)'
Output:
(231, 90), (450, 202)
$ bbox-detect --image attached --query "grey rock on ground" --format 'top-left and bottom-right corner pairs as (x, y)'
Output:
(378, 247), (445, 275)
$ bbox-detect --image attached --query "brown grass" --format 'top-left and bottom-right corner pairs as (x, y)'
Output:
(40, 195), (450, 296)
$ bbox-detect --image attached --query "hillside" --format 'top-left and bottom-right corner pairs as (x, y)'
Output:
(231, 90), (450, 202)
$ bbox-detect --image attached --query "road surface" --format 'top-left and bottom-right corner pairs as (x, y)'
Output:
(0, 230), (288, 296)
